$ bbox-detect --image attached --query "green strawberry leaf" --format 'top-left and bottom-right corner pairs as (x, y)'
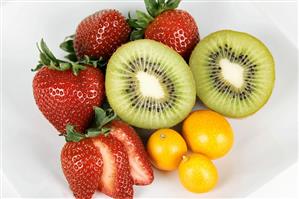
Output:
(60, 34), (77, 62)
(63, 107), (117, 142)
(60, 39), (75, 53)
(166, 0), (180, 9)
(71, 62), (86, 76)
(101, 127), (111, 136)
(39, 52), (50, 66)
(93, 107), (116, 129)
(31, 63), (44, 72)
(32, 39), (88, 76)
(130, 29), (145, 41)
(48, 60), (63, 71)
(81, 56), (107, 69)
(94, 107), (107, 127)
(32, 42), (50, 71)
(64, 53), (78, 62)
(144, 0), (159, 17)
(127, 10), (153, 41)
(136, 10), (154, 23)
(59, 62), (72, 70)
(65, 124), (85, 142)
(85, 128), (102, 138)
(85, 107), (117, 137)
(40, 39), (58, 63)
(158, 0), (165, 4)
(127, 19), (141, 29)
(85, 127), (111, 138)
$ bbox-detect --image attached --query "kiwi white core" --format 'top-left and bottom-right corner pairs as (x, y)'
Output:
(136, 71), (164, 99)
(220, 58), (244, 88)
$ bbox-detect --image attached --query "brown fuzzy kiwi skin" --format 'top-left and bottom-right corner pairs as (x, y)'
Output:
(189, 29), (275, 118)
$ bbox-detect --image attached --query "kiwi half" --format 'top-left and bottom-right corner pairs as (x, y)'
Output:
(106, 39), (196, 129)
(190, 30), (275, 118)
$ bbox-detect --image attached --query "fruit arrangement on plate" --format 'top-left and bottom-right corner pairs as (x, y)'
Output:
(31, 0), (275, 198)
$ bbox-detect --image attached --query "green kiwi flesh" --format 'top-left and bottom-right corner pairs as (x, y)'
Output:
(106, 39), (196, 129)
(189, 30), (275, 118)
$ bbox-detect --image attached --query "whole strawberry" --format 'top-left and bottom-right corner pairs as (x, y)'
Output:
(128, 0), (199, 60)
(74, 9), (131, 60)
(32, 40), (105, 134)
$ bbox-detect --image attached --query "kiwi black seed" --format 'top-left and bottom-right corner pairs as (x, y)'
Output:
(190, 30), (275, 118)
(106, 39), (196, 129)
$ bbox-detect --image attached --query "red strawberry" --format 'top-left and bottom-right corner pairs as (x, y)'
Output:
(128, 0), (199, 59)
(145, 9), (199, 59)
(60, 108), (151, 199)
(32, 40), (105, 134)
(61, 138), (103, 199)
(74, 9), (131, 60)
(92, 134), (134, 199)
(108, 120), (154, 185)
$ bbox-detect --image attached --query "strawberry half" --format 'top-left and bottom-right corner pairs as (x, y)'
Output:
(128, 0), (199, 60)
(108, 120), (154, 185)
(61, 137), (103, 199)
(92, 135), (134, 199)
(32, 40), (105, 134)
(73, 9), (130, 60)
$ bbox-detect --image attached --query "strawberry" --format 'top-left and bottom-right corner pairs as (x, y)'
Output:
(73, 9), (131, 60)
(128, 0), (199, 59)
(89, 108), (153, 185)
(108, 120), (154, 185)
(61, 108), (134, 199)
(61, 137), (103, 199)
(32, 40), (105, 134)
(92, 135), (134, 199)
(144, 9), (199, 59)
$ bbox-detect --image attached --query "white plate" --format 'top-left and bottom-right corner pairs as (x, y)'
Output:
(2, 1), (297, 198)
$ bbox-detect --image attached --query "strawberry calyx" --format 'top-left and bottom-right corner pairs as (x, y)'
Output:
(64, 107), (117, 142)
(32, 39), (86, 76)
(128, 0), (181, 40)
(59, 35), (107, 68)
(144, 0), (181, 18)
(32, 39), (106, 76)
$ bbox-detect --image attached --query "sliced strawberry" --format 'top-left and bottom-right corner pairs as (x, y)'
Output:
(61, 139), (103, 199)
(109, 120), (154, 185)
(92, 134), (134, 199)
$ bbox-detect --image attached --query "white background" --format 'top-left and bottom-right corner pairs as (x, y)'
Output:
(1, 0), (298, 198)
